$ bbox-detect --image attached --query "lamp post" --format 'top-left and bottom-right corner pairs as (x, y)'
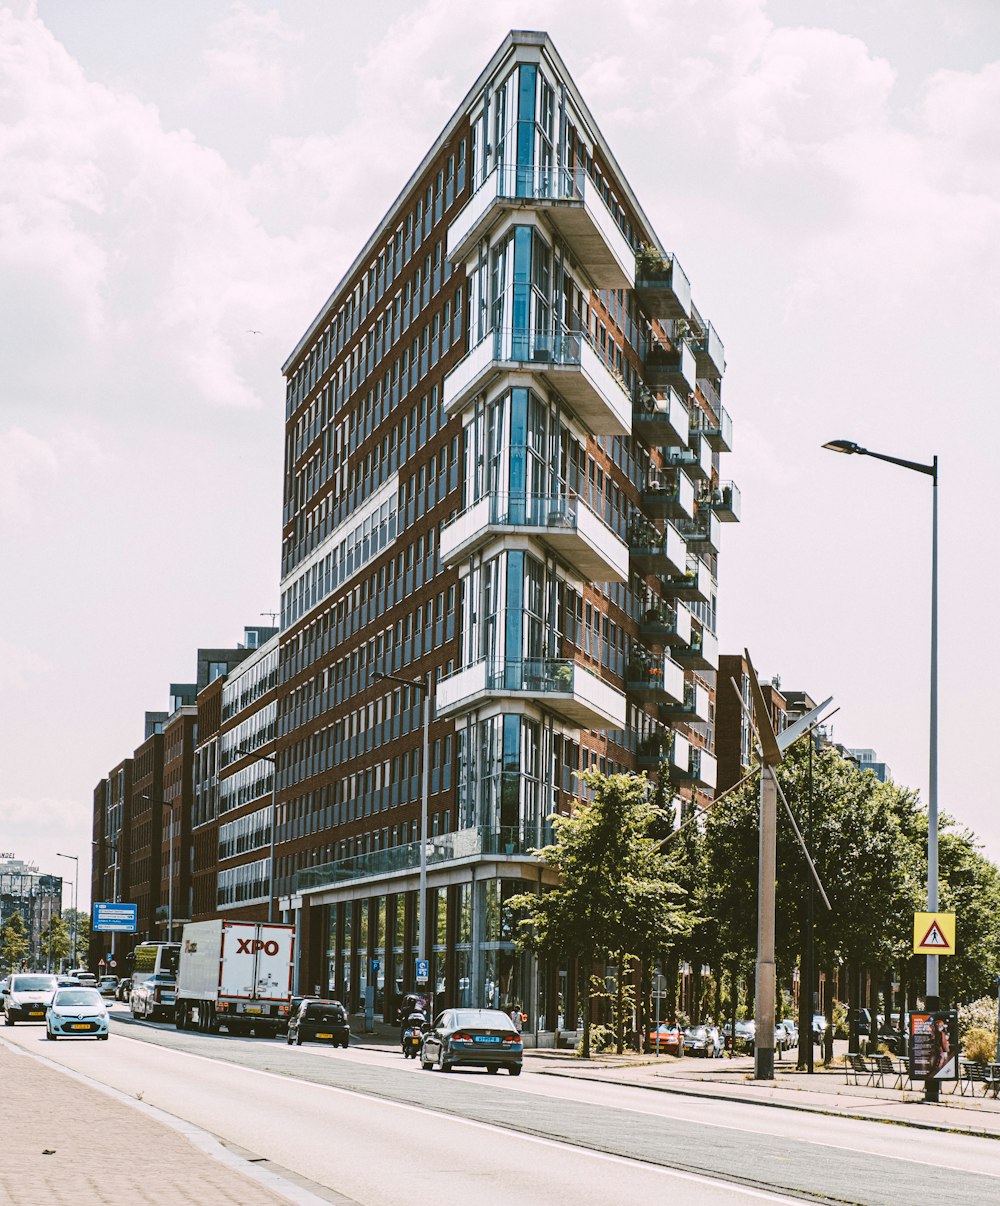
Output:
(56, 853), (78, 968)
(233, 748), (277, 924)
(823, 438), (939, 1100)
(374, 670), (431, 974)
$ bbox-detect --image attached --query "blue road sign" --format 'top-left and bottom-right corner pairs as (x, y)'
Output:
(415, 958), (429, 984)
(92, 901), (137, 933)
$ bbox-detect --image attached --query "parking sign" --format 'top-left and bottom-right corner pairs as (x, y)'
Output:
(415, 959), (429, 984)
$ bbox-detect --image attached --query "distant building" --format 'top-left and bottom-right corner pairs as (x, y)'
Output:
(845, 747), (892, 782)
(0, 856), (62, 967)
(715, 655), (786, 793)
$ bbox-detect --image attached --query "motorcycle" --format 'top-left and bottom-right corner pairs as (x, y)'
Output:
(402, 1024), (424, 1059)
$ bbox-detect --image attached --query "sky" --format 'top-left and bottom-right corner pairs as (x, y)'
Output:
(2, 0), (999, 912)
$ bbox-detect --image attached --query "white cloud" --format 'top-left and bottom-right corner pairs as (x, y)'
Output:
(201, 3), (304, 104)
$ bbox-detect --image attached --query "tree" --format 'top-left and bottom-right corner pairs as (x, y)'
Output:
(508, 770), (692, 1057)
(1, 911), (30, 972)
(63, 908), (91, 967)
(39, 914), (72, 970)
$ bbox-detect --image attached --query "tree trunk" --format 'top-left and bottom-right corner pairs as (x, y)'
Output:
(823, 969), (835, 1065)
(713, 960), (722, 1026)
(637, 957), (649, 1053)
(580, 956), (591, 1059)
(692, 960), (702, 1025)
(615, 947), (625, 1054)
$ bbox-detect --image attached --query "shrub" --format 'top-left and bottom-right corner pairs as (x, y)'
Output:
(832, 999), (849, 1040)
(578, 1023), (614, 1055)
(962, 1027), (996, 1064)
(958, 997), (997, 1043)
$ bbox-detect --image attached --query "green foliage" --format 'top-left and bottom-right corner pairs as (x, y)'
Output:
(39, 914), (72, 967)
(832, 999), (849, 1040)
(63, 908), (90, 965)
(958, 997), (998, 1042)
(508, 770), (693, 1057)
(1, 911), (30, 972)
(962, 1028), (996, 1063)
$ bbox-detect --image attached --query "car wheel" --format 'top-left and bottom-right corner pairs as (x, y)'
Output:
(486, 1065), (499, 1074)
(45, 1029), (55, 1041)
(438, 1051), (452, 1072)
(100, 1034), (109, 1041)
(508, 1063), (522, 1076)
(341, 1039), (349, 1049)
(4, 1015), (12, 1026)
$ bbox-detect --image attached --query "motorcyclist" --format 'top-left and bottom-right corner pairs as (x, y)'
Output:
(401, 1008), (428, 1045)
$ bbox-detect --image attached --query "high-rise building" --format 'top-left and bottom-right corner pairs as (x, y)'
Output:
(0, 857), (63, 969)
(845, 748), (892, 782)
(276, 30), (739, 1029)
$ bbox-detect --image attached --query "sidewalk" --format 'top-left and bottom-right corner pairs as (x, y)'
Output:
(0, 1040), (309, 1205)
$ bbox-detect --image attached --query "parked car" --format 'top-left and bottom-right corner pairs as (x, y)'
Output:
(779, 1018), (799, 1047)
(646, 1022), (685, 1056)
(115, 977), (132, 1002)
(4, 973), (58, 1024)
(420, 1007), (523, 1074)
(0, 977), (9, 1008)
(286, 999), (350, 1047)
(130, 971), (177, 1021)
(683, 1025), (716, 1058)
(46, 986), (110, 1041)
(811, 1014), (829, 1042)
(76, 972), (98, 987)
(98, 976), (118, 999)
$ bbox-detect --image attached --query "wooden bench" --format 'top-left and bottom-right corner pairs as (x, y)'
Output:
(845, 1053), (869, 1085)
(954, 1061), (987, 1096)
(867, 1053), (896, 1088)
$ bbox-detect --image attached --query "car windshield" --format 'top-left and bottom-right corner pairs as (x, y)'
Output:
(305, 1002), (344, 1018)
(450, 1009), (516, 1032)
(11, 975), (56, 992)
(688, 1027), (708, 1038)
(54, 989), (103, 1007)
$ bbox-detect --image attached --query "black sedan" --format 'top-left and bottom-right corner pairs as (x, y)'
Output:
(286, 998), (350, 1047)
(420, 1008), (523, 1075)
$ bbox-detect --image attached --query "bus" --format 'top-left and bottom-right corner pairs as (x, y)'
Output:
(130, 941), (181, 986)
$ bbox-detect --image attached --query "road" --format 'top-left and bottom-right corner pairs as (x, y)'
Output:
(5, 1004), (1000, 1206)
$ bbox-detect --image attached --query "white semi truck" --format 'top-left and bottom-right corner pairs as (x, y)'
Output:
(173, 920), (295, 1036)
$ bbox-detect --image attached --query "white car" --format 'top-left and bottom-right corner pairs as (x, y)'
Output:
(46, 986), (110, 1041)
(4, 973), (58, 1024)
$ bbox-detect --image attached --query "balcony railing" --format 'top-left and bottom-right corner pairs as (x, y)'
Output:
(295, 825), (543, 893)
(634, 251), (692, 320)
(710, 480), (741, 523)
(644, 340), (696, 393)
(637, 601), (693, 648)
(664, 435), (713, 482)
(659, 681), (710, 723)
(625, 654), (686, 705)
(661, 557), (713, 604)
(636, 729), (691, 772)
(628, 517), (687, 577)
(440, 491), (629, 581)
(677, 510), (722, 555)
(633, 385), (690, 448)
(446, 163), (635, 289)
(674, 628), (720, 671)
(692, 321), (726, 380)
(436, 657), (626, 730)
(641, 467), (696, 521)
(674, 746), (718, 790)
(443, 326), (632, 436)
(696, 403), (733, 453)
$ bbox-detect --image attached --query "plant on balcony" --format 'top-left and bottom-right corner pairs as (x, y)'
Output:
(550, 662), (573, 691)
(636, 244), (671, 279)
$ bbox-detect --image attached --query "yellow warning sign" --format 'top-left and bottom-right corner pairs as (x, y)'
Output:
(913, 912), (956, 955)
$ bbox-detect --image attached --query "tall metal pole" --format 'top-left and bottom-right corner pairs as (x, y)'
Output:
(268, 762), (277, 925)
(167, 806), (175, 942)
(56, 853), (78, 968)
(755, 768), (777, 1080)
(806, 732), (815, 1074)
(925, 456), (940, 1101)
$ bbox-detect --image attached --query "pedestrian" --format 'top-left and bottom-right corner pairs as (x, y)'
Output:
(510, 1004), (524, 1033)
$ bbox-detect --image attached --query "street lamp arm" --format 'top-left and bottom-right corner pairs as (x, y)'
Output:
(822, 439), (936, 480)
(373, 669), (426, 692)
(234, 746), (276, 765)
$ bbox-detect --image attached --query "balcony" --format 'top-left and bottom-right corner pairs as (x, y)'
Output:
(633, 385), (690, 448)
(664, 435), (713, 483)
(659, 681), (710, 723)
(641, 468), (695, 521)
(636, 729), (691, 773)
(436, 657), (626, 730)
(446, 164), (635, 289)
(638, 602), (693, 648)
(674, 746), (718, 791)
(712, 481), (741, 523)
(692, 321), (726, 380)
(674, 628), (719, 672)
(701, 404), (733, 453)
(295, 825), (543, 893)
(677, 510), (722, 556)
(628, 517), (687, 577)
(644, 340), (696, 393)
(635, 250), (692, 320)
(443, 326), (632, 436)
(439, 491), (629, 581)
(625, 654), (686, 706)
(661, 557), (713, 604)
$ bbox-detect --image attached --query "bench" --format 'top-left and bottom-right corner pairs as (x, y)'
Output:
(867, 1053), (896, 1088)
(954, 1061), (987, 1096)
(845, 1053), (869, 1085)
(983, 1064), (1000, 1099)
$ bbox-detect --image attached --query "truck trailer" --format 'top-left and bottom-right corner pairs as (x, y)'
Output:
(174, 920), (295, 1036)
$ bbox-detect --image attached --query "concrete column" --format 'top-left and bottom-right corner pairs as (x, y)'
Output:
(754, 767), (777, 1080)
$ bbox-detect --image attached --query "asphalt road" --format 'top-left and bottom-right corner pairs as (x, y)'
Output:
(6, 1005), (1000, 1206)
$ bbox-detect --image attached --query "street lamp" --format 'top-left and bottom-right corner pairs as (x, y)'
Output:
(56, 853), (79, 968)
(233, 748), (277, 924)
(823, 438), (939, 1099)
(374, 670), (431, 974)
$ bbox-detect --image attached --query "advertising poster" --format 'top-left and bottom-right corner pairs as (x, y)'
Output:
(909, 1011), (959, 1081)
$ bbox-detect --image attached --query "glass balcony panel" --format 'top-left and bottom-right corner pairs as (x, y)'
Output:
(635, 251), (692, 319)
(664, 434), (712, 483)
(637, 601), (693, 648)
(644, 340), (696, 393)
(635, 729), (690, 771)
(659, 681), (710, 723)
(713, 480), (741, 523)
(436, 657), (626, 729)
(660, 557), (713, 604)
(641, 467), (695, 521)
(677, 510), (721, 555)
(628, 517), (686, 577)
(446, 164), (634, 288)
(443, 326), (631, 435)
(633, 385), (690, 448)
(674, 628), (719, 671)
(625, 654), (685, 705)
(439, 491), (629, 581)
(693, 321), (726, 380)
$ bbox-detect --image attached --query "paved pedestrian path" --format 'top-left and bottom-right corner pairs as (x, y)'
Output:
(0, 1039), (307, 1205)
